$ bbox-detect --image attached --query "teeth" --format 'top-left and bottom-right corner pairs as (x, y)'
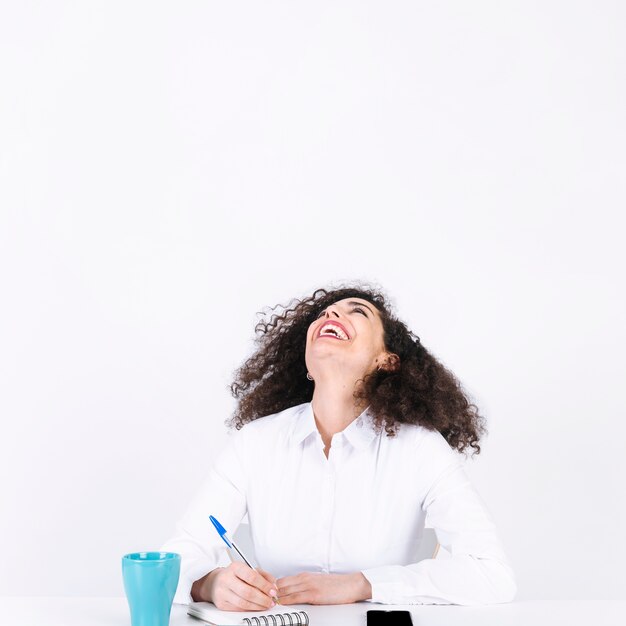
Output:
(320, 323), (349, 340)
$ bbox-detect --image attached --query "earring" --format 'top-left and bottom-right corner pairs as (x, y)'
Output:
(306, 372), (314, 381)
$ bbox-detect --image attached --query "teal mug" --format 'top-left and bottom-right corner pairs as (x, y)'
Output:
(122, 552), (181, 626)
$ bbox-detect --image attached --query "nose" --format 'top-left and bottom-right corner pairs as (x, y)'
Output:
(323, 305), (341, 318)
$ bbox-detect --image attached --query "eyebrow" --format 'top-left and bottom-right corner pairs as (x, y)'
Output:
(346, 301), (375, 316)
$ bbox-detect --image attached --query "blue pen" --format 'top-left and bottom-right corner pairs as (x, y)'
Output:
(209, 515), (254, 568)
(209, 515), (281, 605)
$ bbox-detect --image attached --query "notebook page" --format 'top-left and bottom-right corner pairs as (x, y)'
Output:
(188, 601), (309, 625)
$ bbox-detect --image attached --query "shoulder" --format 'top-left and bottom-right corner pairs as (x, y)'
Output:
(394, 420), (450, 449)
(393, 421), (461, 469)
(230, 402), (308, 446)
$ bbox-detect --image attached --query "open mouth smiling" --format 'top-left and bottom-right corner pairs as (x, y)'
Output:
(317, 321), (350, 341)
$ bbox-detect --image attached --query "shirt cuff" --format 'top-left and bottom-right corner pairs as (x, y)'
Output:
(361, 556), (517, 606)
(361, 565), (447, 605)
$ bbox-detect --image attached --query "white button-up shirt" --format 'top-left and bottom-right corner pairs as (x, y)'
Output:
(160, 402), (517, 606)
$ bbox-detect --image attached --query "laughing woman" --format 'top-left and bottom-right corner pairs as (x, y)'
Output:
(161, 284), (517, 610)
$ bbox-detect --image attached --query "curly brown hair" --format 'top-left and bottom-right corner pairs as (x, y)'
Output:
(229, 283), (487, 457)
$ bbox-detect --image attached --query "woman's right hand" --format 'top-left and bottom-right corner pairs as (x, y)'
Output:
(203, 562), (279, 611)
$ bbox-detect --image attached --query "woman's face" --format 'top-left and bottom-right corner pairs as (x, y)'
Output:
(305, 297), (394, 382)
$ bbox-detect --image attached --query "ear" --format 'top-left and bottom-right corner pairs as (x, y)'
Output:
(379, 352), (400, 373)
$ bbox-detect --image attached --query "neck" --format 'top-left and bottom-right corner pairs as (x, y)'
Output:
(310, 374), (367, 452)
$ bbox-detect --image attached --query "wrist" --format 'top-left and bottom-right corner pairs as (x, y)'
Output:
(205, 567), (224, 602)
(351, 572), (372, 602)
(192, 567), (223, 603)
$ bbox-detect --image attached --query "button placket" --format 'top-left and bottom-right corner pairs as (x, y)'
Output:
(322, 466), (335, 573)
(313, 436), (332, 571)
(323, 435), (346, 573)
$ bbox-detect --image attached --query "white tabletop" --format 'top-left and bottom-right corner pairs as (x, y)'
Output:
(1, 597), (624, 626)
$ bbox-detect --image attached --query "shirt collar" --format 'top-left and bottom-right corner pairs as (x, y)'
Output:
(290, 402), (378, 450)
(343, 405), (379, 449)
(290, 402), (319, 446)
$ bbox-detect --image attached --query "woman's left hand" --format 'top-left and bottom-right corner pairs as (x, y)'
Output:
(276, 572), (372, 605)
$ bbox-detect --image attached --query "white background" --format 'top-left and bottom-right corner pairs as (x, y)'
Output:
(1, 0), (624, 602)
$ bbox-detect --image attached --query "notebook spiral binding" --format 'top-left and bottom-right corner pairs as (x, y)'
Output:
(242, 610), (309, 625)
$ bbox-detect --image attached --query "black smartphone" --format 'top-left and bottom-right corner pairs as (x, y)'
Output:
(366, 609), (413, 625)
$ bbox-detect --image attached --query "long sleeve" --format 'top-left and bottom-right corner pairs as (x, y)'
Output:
(361, 434), (517, 606)
(160, 430), (249, 605)
(159, 404), (517, 606)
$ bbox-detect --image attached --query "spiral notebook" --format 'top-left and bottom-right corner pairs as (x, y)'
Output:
(188, 601), (309, 625)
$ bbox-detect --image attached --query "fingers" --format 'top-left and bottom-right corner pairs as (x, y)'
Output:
(278, 591), (313, 605)
(212, 563), (277, 611)
(257, 569), (280, 603)
(277, 572), (347, 605)
(277, 583), (315, 605)
(276, 574), (311, 604)
(229, 576), (275, 610)
(276, 581), (305, 597)
(221, 597), (269, 612)
(235, 562), (278, 597)
(276, 573), (306, 593)
(215, 583), (271, 612)
(257, 568), (277, 586)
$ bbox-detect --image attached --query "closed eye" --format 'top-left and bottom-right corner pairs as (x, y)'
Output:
(316, 305), (368, 318)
